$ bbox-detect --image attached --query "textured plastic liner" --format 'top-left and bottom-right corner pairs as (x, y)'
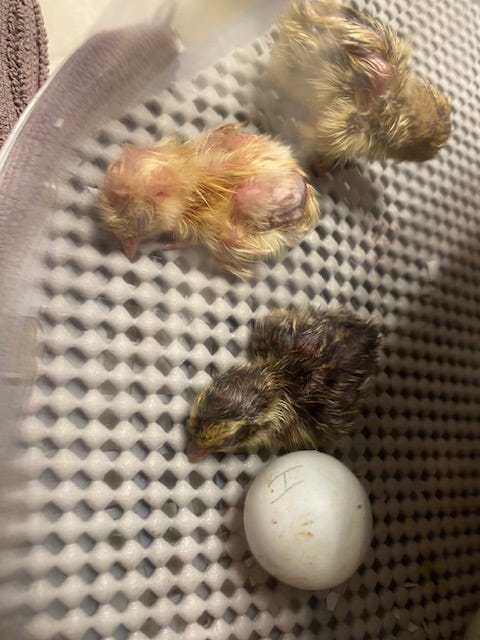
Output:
(6, 0), (480, 638)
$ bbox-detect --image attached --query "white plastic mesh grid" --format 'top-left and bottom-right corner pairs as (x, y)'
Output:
(9, 0), (480, 638)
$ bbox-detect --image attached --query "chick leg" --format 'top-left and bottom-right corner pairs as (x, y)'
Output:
(310, 156), (329, 178)
(123, 238), (188, 258)
(157, 240), (195, 251)
(159, 240), (181, 251)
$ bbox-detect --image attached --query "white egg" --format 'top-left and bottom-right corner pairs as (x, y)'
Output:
(243, 450), (372, 590)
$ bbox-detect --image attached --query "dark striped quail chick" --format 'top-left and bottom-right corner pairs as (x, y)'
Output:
(187, 306), (381, 460)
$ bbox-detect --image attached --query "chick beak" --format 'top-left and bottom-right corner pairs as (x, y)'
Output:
(121, 237), (140, 260)
(187, 442), (212, 462)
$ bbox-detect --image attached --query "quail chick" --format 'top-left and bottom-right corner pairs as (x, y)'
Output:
(248, 305), (325, 360)
(187, 306), (381, 460)
(98, 124), (319, 277)
(266, 0), (451, 168)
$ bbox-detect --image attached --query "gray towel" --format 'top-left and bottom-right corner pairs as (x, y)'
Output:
(0, 0), (49, 146)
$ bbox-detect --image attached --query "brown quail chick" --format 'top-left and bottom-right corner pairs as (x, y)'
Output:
(187, 306), (381, 461)
(248, 305), (326, 360)
(266, 0), (451, 169)
(98, 124), (319, 278)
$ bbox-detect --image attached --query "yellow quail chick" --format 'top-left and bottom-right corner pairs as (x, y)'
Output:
(98, 124), (319, 277)
(267, 0), (451, 169)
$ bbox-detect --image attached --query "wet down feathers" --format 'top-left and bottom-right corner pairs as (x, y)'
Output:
(98, 124), (319, 277)
(266, 0), (451, 168)
(188, 306), (381, 460)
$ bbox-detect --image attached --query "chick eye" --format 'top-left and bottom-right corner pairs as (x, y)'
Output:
(219, 422), (256, 448)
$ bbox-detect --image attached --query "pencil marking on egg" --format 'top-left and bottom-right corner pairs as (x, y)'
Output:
(271, 479), (305, 505)
(267, 464), (303, 488)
